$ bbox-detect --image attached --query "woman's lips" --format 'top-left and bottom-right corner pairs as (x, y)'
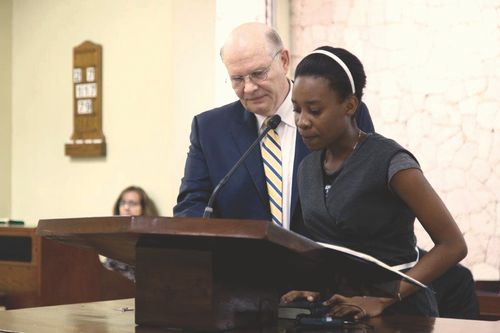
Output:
(299, 132), (316, 140)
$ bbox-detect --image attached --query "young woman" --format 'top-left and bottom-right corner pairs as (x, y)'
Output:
(102, 186), (159, 282)
(282, 46), (467, 319)
(112, 185), (159, 217)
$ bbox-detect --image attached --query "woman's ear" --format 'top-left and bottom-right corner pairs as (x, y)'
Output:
(344, 95), (359, 117)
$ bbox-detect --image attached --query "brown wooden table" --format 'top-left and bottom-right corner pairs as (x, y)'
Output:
(0, 298), (498, 333)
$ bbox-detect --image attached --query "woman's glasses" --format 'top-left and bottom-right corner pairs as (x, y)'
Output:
(119, 200), (140, 208)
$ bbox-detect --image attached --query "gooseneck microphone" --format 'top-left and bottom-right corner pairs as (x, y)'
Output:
(203, 114), (282, 218)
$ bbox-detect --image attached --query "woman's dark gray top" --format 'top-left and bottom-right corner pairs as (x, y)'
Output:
(298, 133), (419, 266)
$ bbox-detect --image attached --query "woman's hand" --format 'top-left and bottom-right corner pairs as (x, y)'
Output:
(323, 294), (394, 320)
(280, 291), (395, 321)
(280, 290), (320, 304)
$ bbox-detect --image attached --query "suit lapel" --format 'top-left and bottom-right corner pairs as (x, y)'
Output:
(230, 107), (268, 207)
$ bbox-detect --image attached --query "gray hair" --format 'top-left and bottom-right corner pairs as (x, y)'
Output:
(220, 26), (284, 60)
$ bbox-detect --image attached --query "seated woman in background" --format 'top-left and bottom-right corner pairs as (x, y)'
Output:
(102, 185), (159, 282)
(282, 46), (467, 319)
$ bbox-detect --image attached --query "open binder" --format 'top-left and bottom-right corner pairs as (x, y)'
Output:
(315, 241), (426, 288)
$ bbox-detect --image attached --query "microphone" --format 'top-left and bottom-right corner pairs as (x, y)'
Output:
(203, 114), (282, 218)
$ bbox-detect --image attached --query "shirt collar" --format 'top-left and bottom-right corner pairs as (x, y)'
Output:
(256, 80), (295, 131)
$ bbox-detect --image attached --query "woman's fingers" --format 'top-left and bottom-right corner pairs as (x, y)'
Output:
(324, 294), (369, 321)
(323, 293), (347, 306)
(280, 290), (320, 304)
(353, 309), (368, 321)
(281, 292), (371, 321)
(330, 306), (356, 318)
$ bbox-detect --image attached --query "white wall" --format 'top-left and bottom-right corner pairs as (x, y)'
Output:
(0, 0), (12, 219)
(7, 0), (272, 225)
(10, 0), (216, 224)
(214, 0), (266, 106)
(290, 0), (500, 279)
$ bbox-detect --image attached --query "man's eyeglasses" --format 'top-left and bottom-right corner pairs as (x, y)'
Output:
(228, 49), (282, 89)
(119, 200), (140, 208)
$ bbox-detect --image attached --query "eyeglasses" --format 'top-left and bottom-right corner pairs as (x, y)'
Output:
(119, 200), (140, 208)
(228, 49), (282, 89)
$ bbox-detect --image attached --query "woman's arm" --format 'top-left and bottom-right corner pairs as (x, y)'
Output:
(322, 168), (467, 320)
(281, 168), (467, 320)
(390, 168), (467, 298)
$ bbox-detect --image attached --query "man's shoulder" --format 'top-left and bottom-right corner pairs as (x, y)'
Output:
(196, 100), (246, 121)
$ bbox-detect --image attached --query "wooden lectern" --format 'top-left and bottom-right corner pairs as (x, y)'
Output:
(37, 216), (404, 331)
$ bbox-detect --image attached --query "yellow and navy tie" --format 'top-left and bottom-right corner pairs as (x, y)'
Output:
(261, 124), (283, 226)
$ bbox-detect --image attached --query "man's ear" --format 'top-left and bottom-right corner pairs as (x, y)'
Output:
(344, 95), (359, 117)
(280, 49), (290, 73)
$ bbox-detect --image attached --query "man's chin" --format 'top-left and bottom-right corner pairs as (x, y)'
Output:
(245, 105), (274, 116)
(242, 99), (274, 115)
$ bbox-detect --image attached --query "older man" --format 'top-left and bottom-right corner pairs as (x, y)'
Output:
(173, 22), (374, 228)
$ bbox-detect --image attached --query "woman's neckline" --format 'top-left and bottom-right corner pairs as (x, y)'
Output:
(322, 131), (369, 174)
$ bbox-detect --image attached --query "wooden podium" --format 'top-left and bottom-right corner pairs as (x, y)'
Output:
(37, 216), (402, 331)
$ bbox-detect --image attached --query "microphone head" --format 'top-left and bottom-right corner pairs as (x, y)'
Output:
(267, 115), (281, 129)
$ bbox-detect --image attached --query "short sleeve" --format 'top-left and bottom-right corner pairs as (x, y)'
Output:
(388, 151), (421, 186)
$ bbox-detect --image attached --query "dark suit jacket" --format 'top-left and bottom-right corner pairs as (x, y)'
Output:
(173, 100), (374, 220)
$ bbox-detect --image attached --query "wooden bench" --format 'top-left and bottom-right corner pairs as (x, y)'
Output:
(0, 291), (6, 307)
(476, 280), (500, 320)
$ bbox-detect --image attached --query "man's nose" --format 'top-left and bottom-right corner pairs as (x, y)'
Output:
(243, 76), (258, 93)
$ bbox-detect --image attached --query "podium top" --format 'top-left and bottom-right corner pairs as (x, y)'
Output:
(37, 216), (421, 291)
(37, 216), (320, 264)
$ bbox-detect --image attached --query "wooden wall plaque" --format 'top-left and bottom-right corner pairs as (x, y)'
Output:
(65, 41), (106, 157)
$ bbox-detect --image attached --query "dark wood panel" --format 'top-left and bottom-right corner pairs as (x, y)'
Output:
(0, 226), (135, 309)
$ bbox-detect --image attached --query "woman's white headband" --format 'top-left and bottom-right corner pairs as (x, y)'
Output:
(309, 50), (355, 94)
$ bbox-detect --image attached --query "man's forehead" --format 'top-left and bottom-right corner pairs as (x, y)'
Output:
(223, 46), (272, 73)
(223, 39), (269, 58)
(225, 57), (270, 76)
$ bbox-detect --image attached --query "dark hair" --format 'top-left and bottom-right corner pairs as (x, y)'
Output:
(113, 185), (159, 216)
(294, 46), (366, 102)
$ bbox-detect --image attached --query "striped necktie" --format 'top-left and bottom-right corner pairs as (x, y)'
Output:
(261, 122), (283, 226)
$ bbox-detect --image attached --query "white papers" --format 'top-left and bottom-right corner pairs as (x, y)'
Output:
(317, 241), (427, 289)
(75, 83), (97, 98)
(77, 99), (93, 114)
(86, 67), (95, 82)
(73, 68), (82, 83)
